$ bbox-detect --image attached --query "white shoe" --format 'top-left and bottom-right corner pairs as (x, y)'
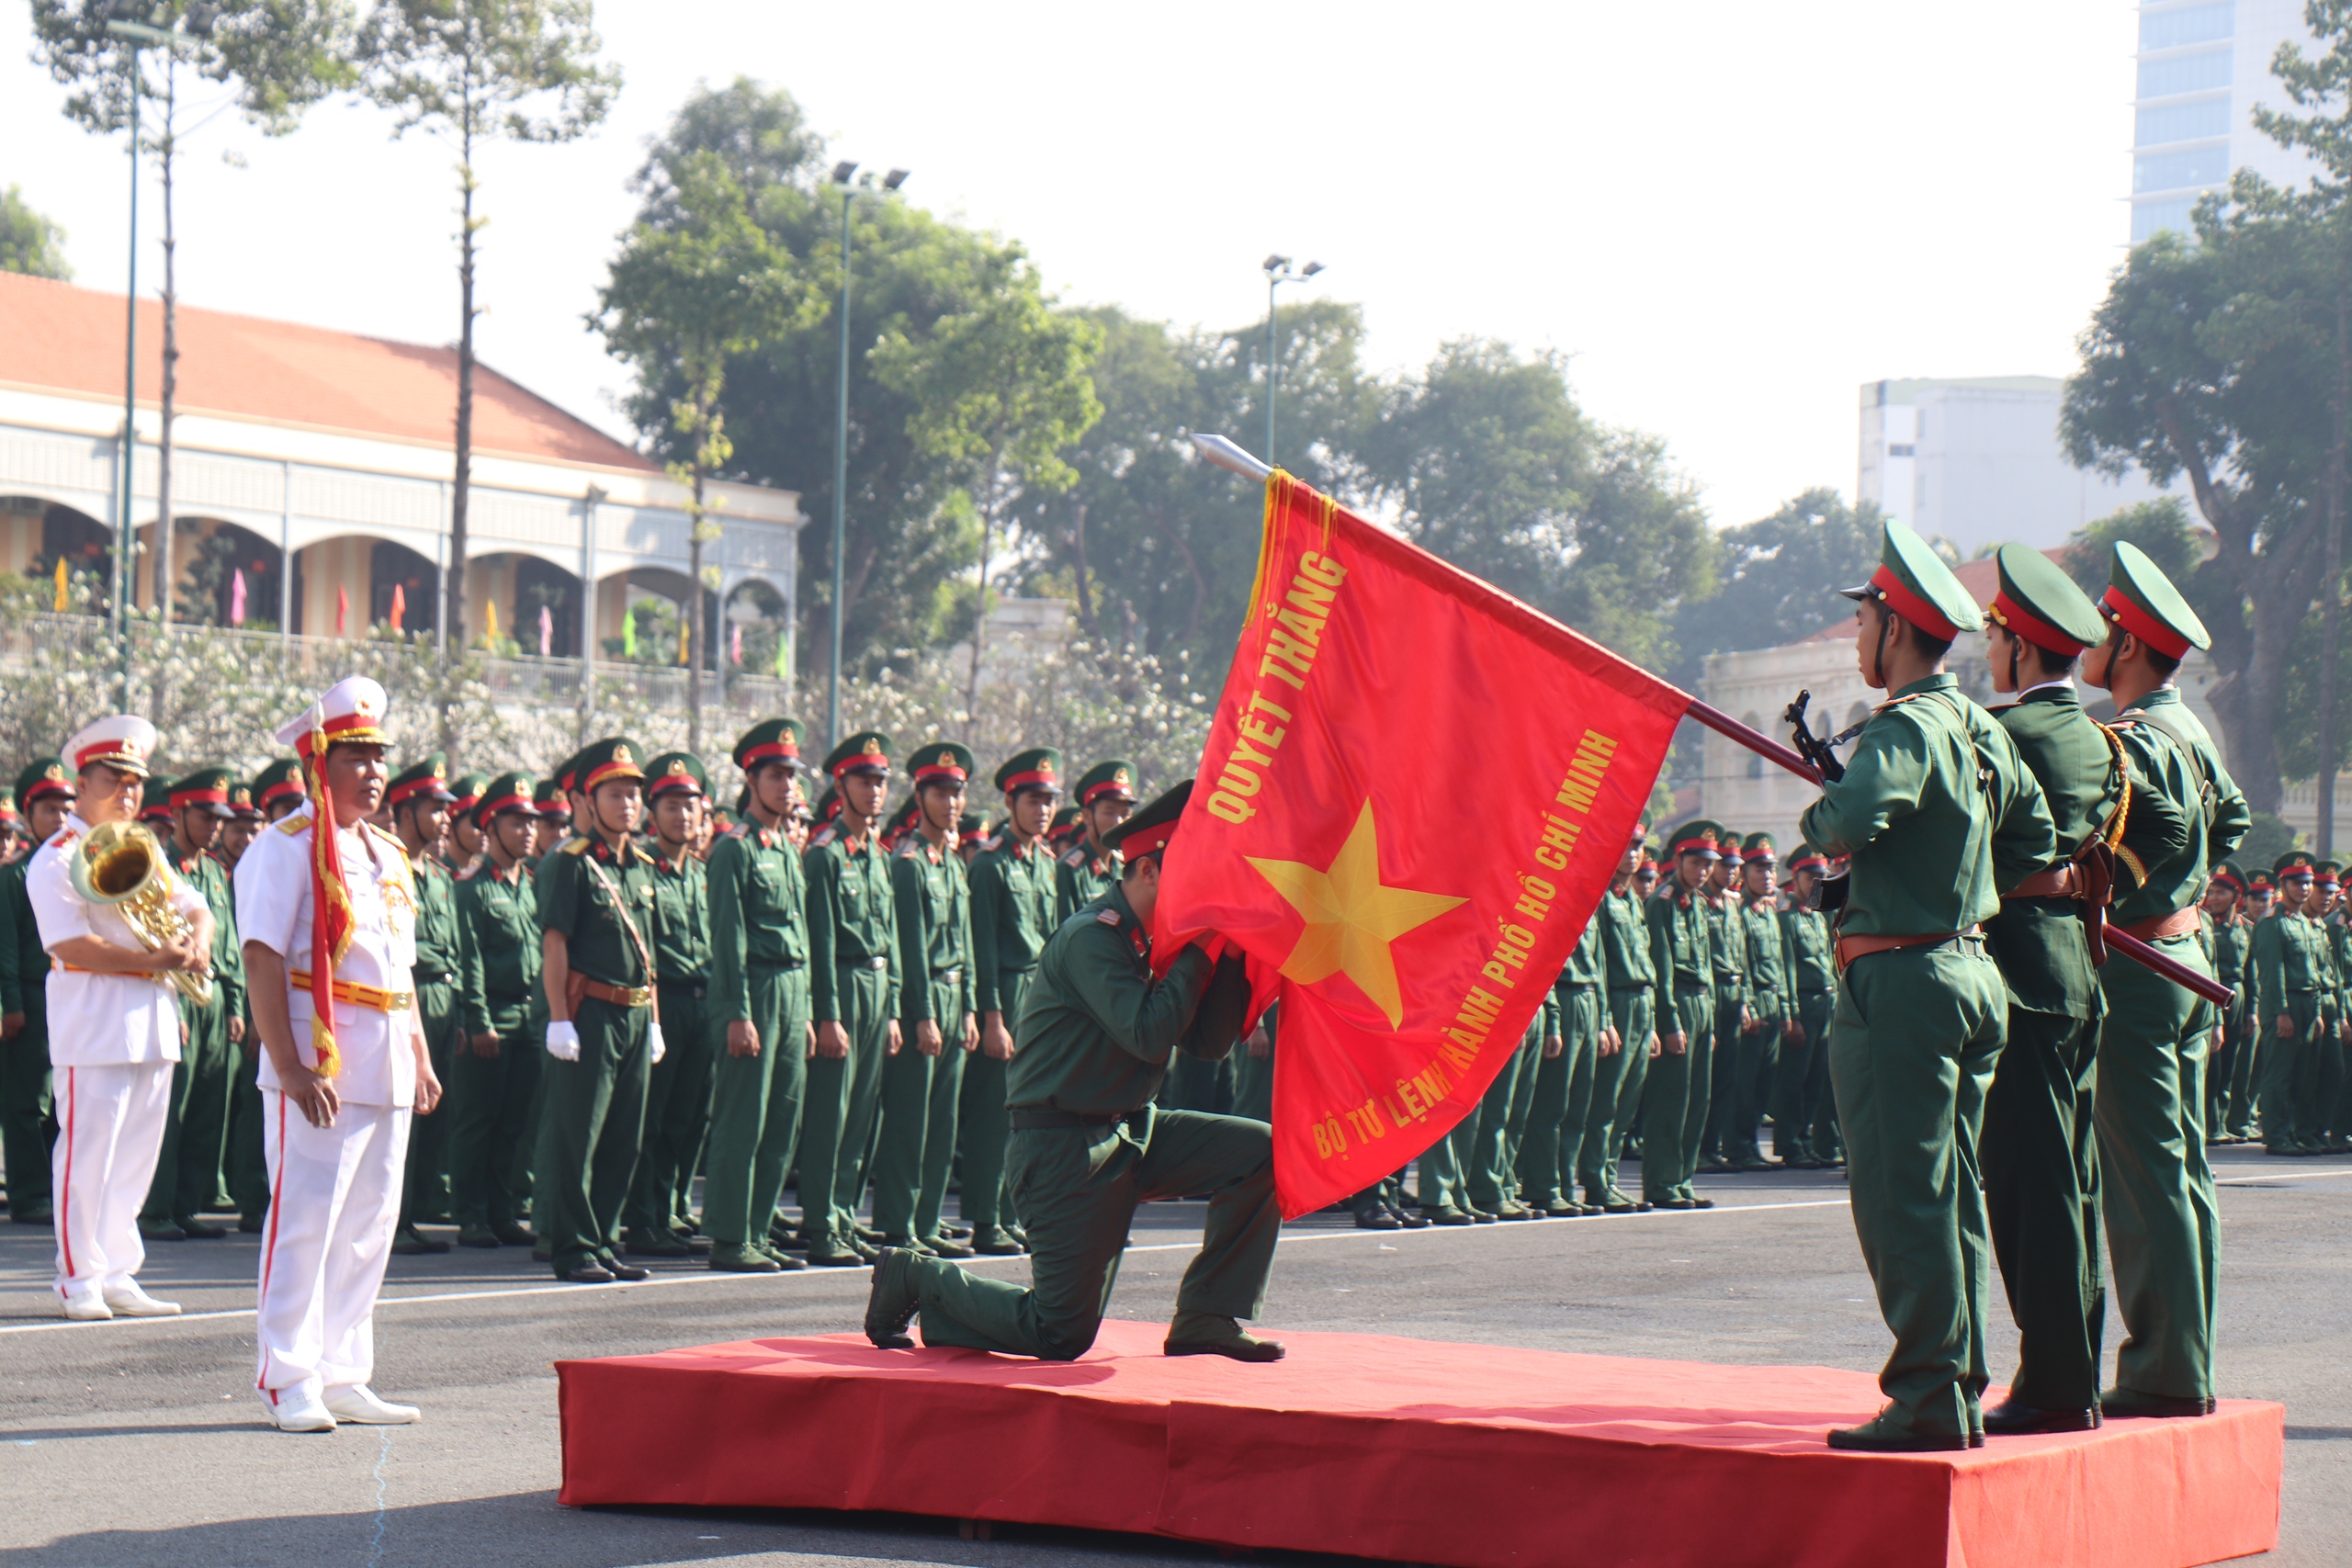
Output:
(100, 1281), (181, 1317)
(58, 1291), (111, 1322)
(262, 1388), (336, 1433)
(322, 1384), (420, 1425)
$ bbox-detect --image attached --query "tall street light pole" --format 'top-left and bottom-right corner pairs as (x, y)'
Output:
(826, 161), (908, 750)
(1261, 254), (1324, 469)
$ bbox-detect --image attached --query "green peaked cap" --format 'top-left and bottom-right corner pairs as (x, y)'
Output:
(476, 771), (539, 829)
(2103, 541), (2210, 655)
(1992, 543), (2106, 652)
(994, 747), (1065, 795)
(533, 776), (570, 814)
(13, 757), (69, 816)
(2275, 850), (2314, 878)
(906, 739), (977, 786)
(732, 717), (803, 773)
(447, 772), (491, 808)
(1661, 818), (1725, 859)
(1074, 759), (1139, 805)
(387, 752), (457, 807)
(1103, 778), (1193, 857)
(2211, 861), (2245, 891)
(823, 730), (893, 779)
(1840, 519), (1983, 637)
(252, 757), (304, 813)
(1740, 831), (1776, 861)
(644, 750), (707, 798)
(573, 738), (645, 791)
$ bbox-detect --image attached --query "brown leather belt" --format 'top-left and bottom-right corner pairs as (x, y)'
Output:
(2115, 906), (2201, 942)
(579, 978), (655, 1009)
(1835, 930), (1973, 973)
(2006, 864), (2079, 899)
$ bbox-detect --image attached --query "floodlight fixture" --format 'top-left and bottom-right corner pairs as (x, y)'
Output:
(831, 160), (860, 185)
(882, 167), (911, 190)
(1263, 254), (1290, 274)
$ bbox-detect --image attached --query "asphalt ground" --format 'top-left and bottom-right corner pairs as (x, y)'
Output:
(0, 1145), (2341, 1567)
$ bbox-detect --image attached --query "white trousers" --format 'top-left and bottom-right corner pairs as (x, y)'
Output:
(51, 1061), (175, 1300)
(255, 1092), (409, 1401)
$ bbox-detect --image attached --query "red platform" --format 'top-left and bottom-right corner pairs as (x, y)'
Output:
(556, 1320), (2281, 1568)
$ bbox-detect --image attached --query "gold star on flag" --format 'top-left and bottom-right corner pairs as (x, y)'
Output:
(1247, 801), (1466, 1029)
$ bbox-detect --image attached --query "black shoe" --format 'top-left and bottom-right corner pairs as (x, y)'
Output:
(1427, 1206), (1476, 1226)
(175, 1214), (228, 1239)
(1696, 1156), (1730, 1174)
(1690, 1198), (1715, 1209)
(1388, 1203), (1430, 1229)
(1468, 1208), (1498, 1224)
(1600, 1200), (1641, 1214)
(390, 1225), (448, 1256)
(1166, 1328), (1286, 1362)
(2100, 1386), (2214, 1419)
(941, 1222), (973, 1240)
(1654, 1197), (1697, 1211)
(625, 1228), (691, 1258)
(1826, 1412), (1971, 1452)
(920, 1232), (976, 1258)
(806, 1237), (867, 1267)
(865, 1247), (921, 1348)
(558, 1261), (616, 1284)
(457, 1224), (502, 1248)
(1982, 1398), (2101, 1436)
(9, 1203), (52, 1225)
(1495, 1202), (1539, 1221)
(970, 1225), (1025, 1256)
(138, 1218), (187, 1242)
(1351, 1205), (1402, 1230)
(492, 1222), (536, 1247)
(708, 1242), (780, 1273)
(597, 1254), (651, 1282)
(238, 1213), (266, 1234)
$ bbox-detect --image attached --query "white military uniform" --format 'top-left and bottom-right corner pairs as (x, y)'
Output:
(234, 684), (420, 1416)
(28, 729), (208, 1310)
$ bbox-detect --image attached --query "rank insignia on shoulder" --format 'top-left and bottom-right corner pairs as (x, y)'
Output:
(276, 814), (309, 835)
(1095, 908), (1121, 926)
(562, 839), (591, 856)
(1062, 847), (1086, 867)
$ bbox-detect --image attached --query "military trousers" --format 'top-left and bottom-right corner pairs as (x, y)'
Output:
(1643, 987), (1713, 1203)
(1413, 1105), (1481, 1214)
(1519, 986), (1600, 1209)
(143, 988), (232, 1224)
(1, 1001), (54, 1217)
(872, 976), (969, 1240)
(537, 995), (652, 1272)
(1728, 998), (1783, 1164)
(1830, 938), (2006, 1441)
(2095, 934), (2220, 1404)
(627, 982), (714, 1236)
(956, 966), (1031, 1234)
(448, 999), (543, 1233)
(1464, 1025), (1538, 1211)
(1579, 987), (1652, 1204)
(2256, 994), (2317, 1149)
(797, 962), (890, 1245)
(225, 1033), (268, 1222)
(910, 1108), (1278, 1360)
(1982, 1003), (2105, 1412)
(2223, 1014), (2262, 1139)
(1701, 989), (1746, 1161)
(701, 966), (809, 1247)
(397, 978), (462, 1231)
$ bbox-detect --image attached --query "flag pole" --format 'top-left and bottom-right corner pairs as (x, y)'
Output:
(1190, 434), (2232, 1007)
(1192, 432), (1820, 782)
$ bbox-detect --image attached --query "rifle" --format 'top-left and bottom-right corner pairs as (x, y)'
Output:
(1783, 689), (1864, 784)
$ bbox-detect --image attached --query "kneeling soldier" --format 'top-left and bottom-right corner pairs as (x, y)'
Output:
(864, 782), (1275, 1362)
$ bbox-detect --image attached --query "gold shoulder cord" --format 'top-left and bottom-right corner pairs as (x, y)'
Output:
(2092, 721), (2145, 884)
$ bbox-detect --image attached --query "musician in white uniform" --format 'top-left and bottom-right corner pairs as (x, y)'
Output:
(27, 716), (212, 1321)
(235, 678), (442, 1433)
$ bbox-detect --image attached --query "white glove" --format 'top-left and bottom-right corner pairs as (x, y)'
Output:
(648, 1022), (666, 1065)
(545, 1021), (581, 1063)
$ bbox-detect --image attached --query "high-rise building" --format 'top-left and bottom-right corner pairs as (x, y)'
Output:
(1857, 377), (2179, 553)
(2132, 0), (2322, 244)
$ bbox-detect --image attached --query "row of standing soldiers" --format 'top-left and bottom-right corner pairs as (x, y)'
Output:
(2202, 852), (2352, 1156)
(0, 722), (1232, 1281)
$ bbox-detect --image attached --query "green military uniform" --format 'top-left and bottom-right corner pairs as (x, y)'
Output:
(874, 741), (979, 1254)
(1802, 520), (2056, 1450)
(2327, 897), (2352, 1148)
(871, 781), (1274, 1361)
(1519, 919), (1602, 1215)
(2091, 544), (2250, 1416)
(1698, 832), (1749, 1172)
(2225, 871), (2275, 1138)
(964, 747), (1066, 1252)
(703, 719), (813, 1272)
(536, 739), (662, 1279)
(2313, 866), (2346, 1147)
(0, 759), (70, 1224)
(1055, 760), (1136, 926)
(1580, 877), (1656, 1211)
(1728, 835), (1789, 1168)
(451, 773), (545, 1246)
(799, 730), (902, 1266)
(141, 768), (245, 1237)
(1775, 847), (1838, 1166)
(388, 754), (464, 1253)
(626, 751), (718, 1255)
(1975, 545), (2123, 1426)
(1645, 821), (1720, 1208)
(2251, 856), (2325, 1152)
(2203, 866), (2252, 1140)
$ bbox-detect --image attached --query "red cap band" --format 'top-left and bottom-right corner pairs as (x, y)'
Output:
(741, 740), (799, 769)
(74, 741), (142, 771)
(1668, 835), (1718, 858)
(1121, 821), (1177, 859)
(1788, 852), (1829, 873)
(259, 776), (305, 807)
(832, 753), (890, 779)
(1989, 590), (2086, 656)
(1001, 769), (1058, 794)
(169, 784), (228, 808)
(1081, 780), (1132, 805)
(913, 761), (968, 784)
(386, 777), (445, 807)
(1870, 564), (1961, 642)
(477, 791), (533, 819)
(2098, 586), (2191, 660)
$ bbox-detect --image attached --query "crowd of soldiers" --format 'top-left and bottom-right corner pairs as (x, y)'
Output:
(0, 718), (1217, 1283)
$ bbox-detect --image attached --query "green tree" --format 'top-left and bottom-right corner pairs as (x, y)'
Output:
(1669, 488), (1883, 684)
(0, 186), (72, 279)
(32, 0), (356, 639)
(594, 147), (808, 753)
(873, 273), (1102, 721)
(359, 0), (619, 684)
(1363, 337), (1716, 677)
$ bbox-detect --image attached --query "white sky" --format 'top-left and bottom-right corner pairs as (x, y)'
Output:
(3, 1), (2147, 529)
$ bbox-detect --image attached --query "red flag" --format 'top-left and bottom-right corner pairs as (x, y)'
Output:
(389, 582), (406, 632)
(1159, 474), (1688, 1217)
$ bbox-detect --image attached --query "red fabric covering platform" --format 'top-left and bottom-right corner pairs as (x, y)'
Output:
(556, 1320), (2281, 1568)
